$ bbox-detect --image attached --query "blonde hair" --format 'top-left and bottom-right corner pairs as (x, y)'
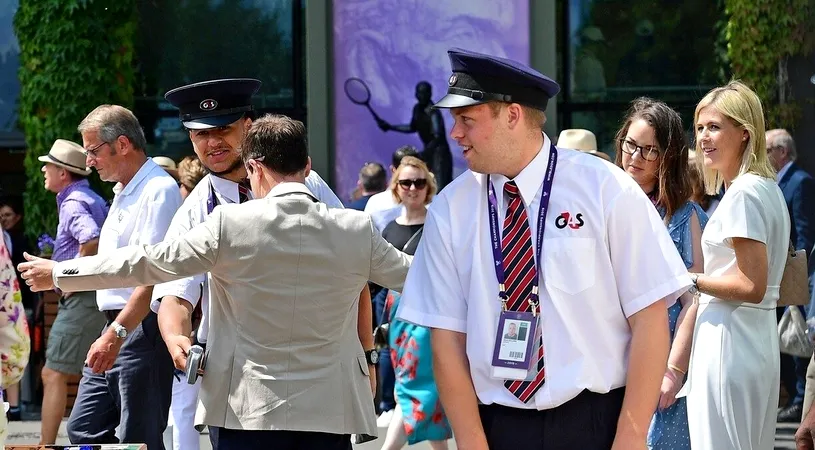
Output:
(694, 80), (775, 194)
(389, 156), (437, 205)
(177, 156), (206, 191)
(488, 102), (547, 130)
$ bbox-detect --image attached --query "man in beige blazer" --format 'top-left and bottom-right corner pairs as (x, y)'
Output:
(20, 114), (412, 450)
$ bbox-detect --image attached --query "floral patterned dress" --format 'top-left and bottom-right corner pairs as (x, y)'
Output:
(386, 290), (452, 444)
(0, 235), (30, 444)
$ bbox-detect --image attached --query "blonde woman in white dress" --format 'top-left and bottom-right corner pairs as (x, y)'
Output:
(683, 81), (789, 449)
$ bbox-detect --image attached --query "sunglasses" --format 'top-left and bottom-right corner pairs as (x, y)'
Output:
(397, 178), (428, 189)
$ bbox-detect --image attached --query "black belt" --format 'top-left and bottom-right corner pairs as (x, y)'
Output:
(103, 309), (122, 323)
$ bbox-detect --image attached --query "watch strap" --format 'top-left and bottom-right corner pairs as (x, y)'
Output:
(364, 349), (378, 365)
(111, 321), (127, 339)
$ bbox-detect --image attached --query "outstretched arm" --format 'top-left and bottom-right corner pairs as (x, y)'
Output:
(20, 210), (223, 294)
(383, 106), (420, 133)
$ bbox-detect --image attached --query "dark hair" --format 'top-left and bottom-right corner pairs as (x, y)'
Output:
(241, 114), (308, 175)
(613, 97), (691, 222)
(359, 162), (387, 192)
(392, 145), (419, 168)
(0, 196), (23, 215)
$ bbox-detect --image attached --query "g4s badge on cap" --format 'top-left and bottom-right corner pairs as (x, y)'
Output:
(200, 99), (218, 111)
(448, 74), (457, 86)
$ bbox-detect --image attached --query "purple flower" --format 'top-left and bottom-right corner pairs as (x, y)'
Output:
(37, 233), (55, 255)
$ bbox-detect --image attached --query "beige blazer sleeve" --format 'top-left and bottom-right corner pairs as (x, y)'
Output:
(368, 220), (413, 291)
(54, 208), (222, 293)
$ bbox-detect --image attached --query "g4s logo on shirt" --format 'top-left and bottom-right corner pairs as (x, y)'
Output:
(555, 212), (584, 230)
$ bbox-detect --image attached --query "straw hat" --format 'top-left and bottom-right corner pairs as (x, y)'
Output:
(153, 156), (179, 179)
(557, 129), (598, 152)
(38, 139), (92, 176)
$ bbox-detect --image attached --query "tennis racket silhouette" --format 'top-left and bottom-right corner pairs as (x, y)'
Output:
(344, 77), (385, 123)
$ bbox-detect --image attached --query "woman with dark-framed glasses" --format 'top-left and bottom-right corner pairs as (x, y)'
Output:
(614, 97), (708, 450)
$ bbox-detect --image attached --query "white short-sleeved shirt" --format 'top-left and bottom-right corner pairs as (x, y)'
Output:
(364, 190), (402, 232)
(396, 135), (691, 410)
(363, 189), (397, 214)
(700, 173), (790, 308)
(96, 158), (183, 311)
(151, 169), (343, 342)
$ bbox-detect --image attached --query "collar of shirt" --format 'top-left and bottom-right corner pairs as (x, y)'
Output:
(210, 174), (252, 204)
(113, 158), (162, 197)
(268, 181), (316, 199)
(56, 179), (92, 208)
(777, 160), (794, 181)
(489, 134), (552, 212)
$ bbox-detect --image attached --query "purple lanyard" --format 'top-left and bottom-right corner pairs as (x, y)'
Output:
(486, 143), (558, 308)
(206, 179), (220, 215)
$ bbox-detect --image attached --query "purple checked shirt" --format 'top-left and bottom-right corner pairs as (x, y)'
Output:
(52, 180), (109, 263)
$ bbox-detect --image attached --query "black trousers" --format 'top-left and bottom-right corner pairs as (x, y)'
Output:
(479, 387), (625, 450)
(209, 427), (352, 450)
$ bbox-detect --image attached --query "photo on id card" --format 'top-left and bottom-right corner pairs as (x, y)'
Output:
(491, 311), (537, 372)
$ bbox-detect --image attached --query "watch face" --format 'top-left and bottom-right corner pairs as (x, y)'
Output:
(369, 351), (379, 364)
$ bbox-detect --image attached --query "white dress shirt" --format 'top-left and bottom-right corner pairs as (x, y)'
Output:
(363, 189), (397, 214)
(363, 189), (403, 232)
(151, 170), (343, 342)
(396, 135), (691, 410)
(96, 158), (183, 311)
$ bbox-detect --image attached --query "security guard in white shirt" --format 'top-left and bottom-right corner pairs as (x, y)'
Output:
(154, 79), (351, 449)
(395, 48), (691, 450)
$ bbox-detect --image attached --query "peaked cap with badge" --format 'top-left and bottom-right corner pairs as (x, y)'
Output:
(164, 78), (262, 130)
(38, 139), (92, 176)
(434, 47), (560, 111)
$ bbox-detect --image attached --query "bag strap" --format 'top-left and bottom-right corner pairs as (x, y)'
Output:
(402, 226), (424, 252)
(379, 226), (424, 326)
(377, 291), (390, 326)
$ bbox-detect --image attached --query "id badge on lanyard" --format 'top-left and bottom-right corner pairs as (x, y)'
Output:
(488, 144), (557, 381)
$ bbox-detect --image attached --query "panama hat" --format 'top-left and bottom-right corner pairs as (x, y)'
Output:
(38, 139), (92, 176)
(557, 129), (598, 152)
(152, 156), (179, 180)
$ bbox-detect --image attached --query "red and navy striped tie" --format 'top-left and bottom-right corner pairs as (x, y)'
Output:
(502, 180), (545, 403)
(238, 180), (251, 203)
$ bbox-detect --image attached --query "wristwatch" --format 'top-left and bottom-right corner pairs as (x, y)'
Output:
(689, 273), (699, 295)
(365, 349), (379, 365)
(110, 321), (128, 339)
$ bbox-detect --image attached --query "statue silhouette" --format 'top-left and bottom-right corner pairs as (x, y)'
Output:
(376, 81), (453, 190)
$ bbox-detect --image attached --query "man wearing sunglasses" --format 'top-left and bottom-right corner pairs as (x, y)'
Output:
(151, 78), (348, 450)
(19, 114), (412, 450)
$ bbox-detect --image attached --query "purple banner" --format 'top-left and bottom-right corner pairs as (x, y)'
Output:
(332, 1), (530, 202)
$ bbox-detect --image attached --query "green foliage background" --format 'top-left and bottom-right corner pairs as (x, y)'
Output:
(14, 0), (137, 243)
(722, 0), (815, 128)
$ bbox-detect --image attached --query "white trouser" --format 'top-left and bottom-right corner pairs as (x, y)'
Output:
(168, 376), (202, 450)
